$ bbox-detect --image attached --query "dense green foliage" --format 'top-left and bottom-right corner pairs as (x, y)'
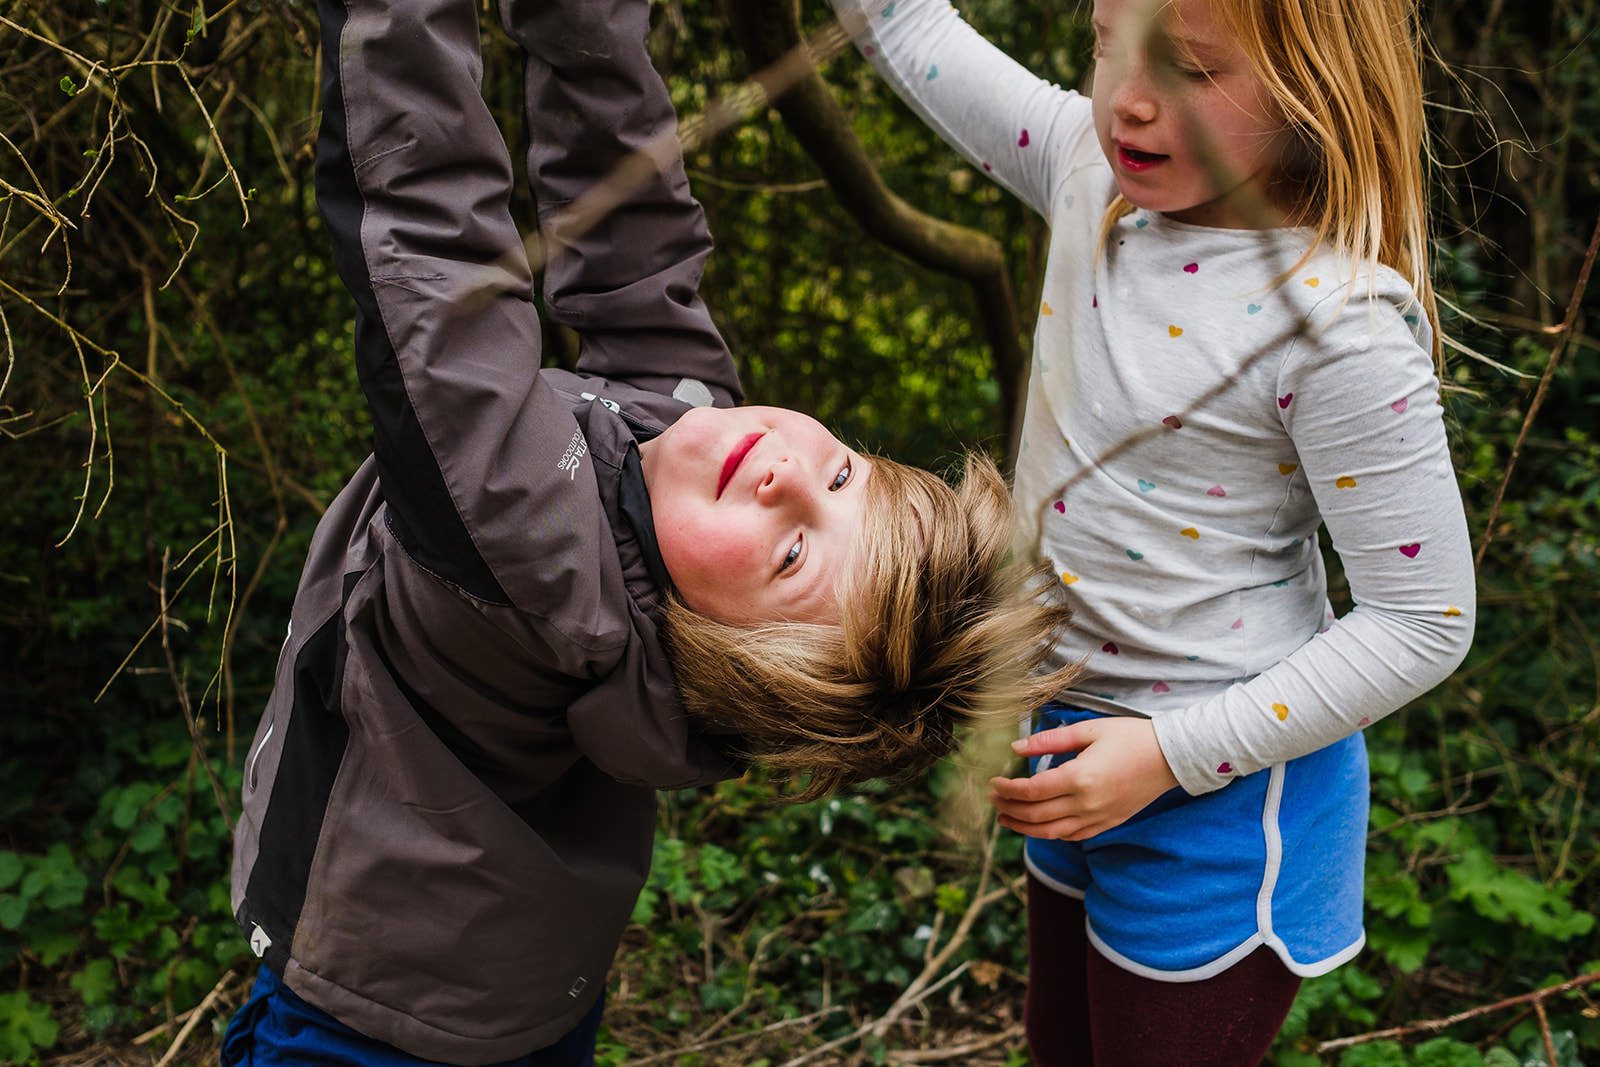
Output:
(2, 0), (1597, 1063)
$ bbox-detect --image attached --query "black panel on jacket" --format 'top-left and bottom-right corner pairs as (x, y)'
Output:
(238, 580), (356, 975)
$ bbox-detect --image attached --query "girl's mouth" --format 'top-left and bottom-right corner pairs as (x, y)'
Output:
(1117, 144), (1168, 171)
(717, 432), (764, 498)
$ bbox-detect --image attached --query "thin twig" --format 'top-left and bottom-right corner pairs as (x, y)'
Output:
(1474, 215), (1600, 568)
(619, 1006), (848, 1066)
(885, 1022), (1025, 1064)
(1315, 969), (1600, 1053)
(149, 969), (241, 1066)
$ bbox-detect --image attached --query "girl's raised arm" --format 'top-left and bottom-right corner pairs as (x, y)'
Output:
(828, 0), (1098, 219)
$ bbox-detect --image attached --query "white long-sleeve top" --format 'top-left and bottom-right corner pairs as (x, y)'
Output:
(831, 0), (1475, 794)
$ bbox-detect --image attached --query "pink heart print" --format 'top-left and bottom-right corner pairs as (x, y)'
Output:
(1054, 500), (1065, 513)
(1391, 397), (1408, 413)
(1207, 485), (1227, 497)
(1399, 543), (1421, 558)
(1102, 641), (1120, 654)
(1018, 129), (1030, 147)
(1278, 393), (1293, 409)
(1183, 262), (1199, 274)
(1217, 762), (1233, 774)
(1162, 415), (1183, 429)
(1152, 682), (1170, 693)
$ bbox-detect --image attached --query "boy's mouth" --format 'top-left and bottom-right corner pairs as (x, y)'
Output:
(1117, 143), (1168, 171)
(717, 432), (764, 498)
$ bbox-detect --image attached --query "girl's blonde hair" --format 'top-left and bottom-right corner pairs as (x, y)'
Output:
(664, 452), (1077, 801)
(1101, 0), (1440, 363)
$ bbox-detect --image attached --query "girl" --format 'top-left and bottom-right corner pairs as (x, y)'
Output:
(826, 0), (1475, 1062)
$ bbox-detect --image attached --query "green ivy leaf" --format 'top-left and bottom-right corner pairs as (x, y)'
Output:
(0, 991), (60, 1063)
(70, 958), (117, 1007)
(0, 894), (25, 931)
(0, 853), (21, 890)
(59, 75), (78, 95)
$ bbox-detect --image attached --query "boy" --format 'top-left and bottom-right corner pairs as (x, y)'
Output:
(225, 0), (1072, 1062)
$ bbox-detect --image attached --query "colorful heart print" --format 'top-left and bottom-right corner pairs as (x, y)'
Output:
(1041, 301), (1054, 315)
(1272, 702), (1289, 721)
(1138, 479), (1156, 492)
(1217, 762), (1233, 774)
(1207, 485), (1226, 497)
(1336, 475), (1358, 488)
(1152, 682), (1171, 693)
(1183, 262), (1199, 274)
(1278, 462), (1298, 475)
(1231, 618), (1243, 630)
(1102, 641), (1120, 654)
(1060, 571), (1079, 585)
(1054, 500), (1065, 513)
(1126, 549), (1144, 560)
(1304, 276), (1320, 288)
(1018, 128), (1030, 147)
(1399, 543), (1421, 558)
(1168, 325), (1184, 337)
(1180, 527), (1199, 539)
(1247, 303), (1262, 314)
(1391, 397), (1408, 413)
(1278, 393), (1293, 409)
(926, 64), (938, 80)
(1162, 415), (1183, 429)
(1444, 606), (1462, 617)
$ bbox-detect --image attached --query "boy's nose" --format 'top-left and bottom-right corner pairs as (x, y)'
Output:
(756, 455), (809, 505)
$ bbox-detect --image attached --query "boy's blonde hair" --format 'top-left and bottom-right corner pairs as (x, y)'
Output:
(1100, 0), (1440, 363)
(664, 452), (1076, 801)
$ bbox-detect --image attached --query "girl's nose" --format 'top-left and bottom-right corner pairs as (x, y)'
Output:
(1112, 68), (1158, 125)
(1114, 85), (1157, 125)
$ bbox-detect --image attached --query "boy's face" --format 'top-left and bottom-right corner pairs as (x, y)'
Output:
(639, 406), (873, 625)
(1090, 0), (1288, 228)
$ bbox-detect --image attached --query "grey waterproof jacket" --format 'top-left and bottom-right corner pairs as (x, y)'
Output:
(230, 0), (742, 1060)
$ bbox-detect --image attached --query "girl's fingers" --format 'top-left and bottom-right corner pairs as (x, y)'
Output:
(1009, 722), (1092, 757)
(989, 767), (1073, 801)
(989, 793), (1077, 824)
(997, 813), (1096, 841)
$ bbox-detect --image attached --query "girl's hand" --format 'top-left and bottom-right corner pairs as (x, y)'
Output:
(988, 718), (1180, 841)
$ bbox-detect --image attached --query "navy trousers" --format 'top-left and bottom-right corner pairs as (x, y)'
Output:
(221, 967), (605, 1067)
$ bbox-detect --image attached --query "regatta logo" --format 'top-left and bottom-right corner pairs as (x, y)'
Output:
(557, 429), (587, 480)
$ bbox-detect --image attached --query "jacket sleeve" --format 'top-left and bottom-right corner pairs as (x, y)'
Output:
(495, 0), (742, 406)
(316, 0), (625, 608)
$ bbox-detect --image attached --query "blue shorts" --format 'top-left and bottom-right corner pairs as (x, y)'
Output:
(220, 966), (604, 1067)
(1023, 704), (1368, 981)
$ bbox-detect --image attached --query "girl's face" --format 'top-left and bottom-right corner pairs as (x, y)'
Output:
(639, 405), (872, 625)
(1090, 0), (1289, 228)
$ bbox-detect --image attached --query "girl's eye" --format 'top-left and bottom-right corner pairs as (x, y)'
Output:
(780, 537), (802, 573)
(829, 462), (852, 492)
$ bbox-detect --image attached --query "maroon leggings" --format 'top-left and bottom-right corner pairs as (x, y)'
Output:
(1024, 874), (1302, 1066)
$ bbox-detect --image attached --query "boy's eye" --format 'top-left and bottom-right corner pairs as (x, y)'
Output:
(780, 537), (802, 573)
(829, 462), (852, 492)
